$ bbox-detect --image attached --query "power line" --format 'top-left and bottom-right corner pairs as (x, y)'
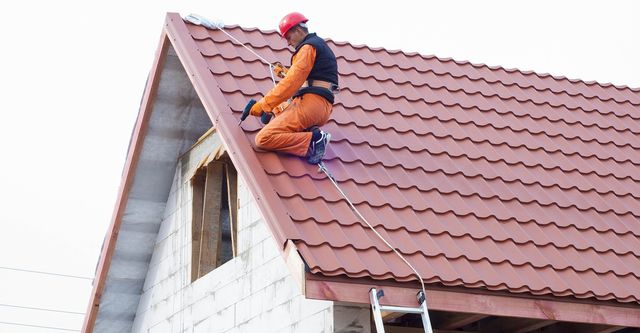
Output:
(0, 303), (84, 315)
(0, 321), (79, 332)
(0, 266), (93, 280)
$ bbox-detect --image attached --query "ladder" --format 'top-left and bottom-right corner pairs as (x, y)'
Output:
(370, 288), (433, 333)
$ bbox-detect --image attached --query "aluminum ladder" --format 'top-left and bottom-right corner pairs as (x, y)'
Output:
(370, 288), (433, 333)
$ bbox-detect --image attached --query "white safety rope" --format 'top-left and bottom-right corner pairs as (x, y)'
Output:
(214, 27), (278, 87)
(185, 14), (277, 87)
(318, 162), (427, 299)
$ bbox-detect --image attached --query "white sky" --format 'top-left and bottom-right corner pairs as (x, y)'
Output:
(0, 0), (638, 331)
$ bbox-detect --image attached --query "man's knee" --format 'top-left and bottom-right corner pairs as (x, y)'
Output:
(255, 130), (271, 149)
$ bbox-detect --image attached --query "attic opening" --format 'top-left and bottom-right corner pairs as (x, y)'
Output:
(182, 128), (238, 282)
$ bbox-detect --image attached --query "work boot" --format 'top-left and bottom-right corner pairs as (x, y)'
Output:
(304, 125), (319, 133)
(307, 130), (331, 164)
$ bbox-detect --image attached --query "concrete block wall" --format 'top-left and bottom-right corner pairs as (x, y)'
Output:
(129, 158), (371, 333)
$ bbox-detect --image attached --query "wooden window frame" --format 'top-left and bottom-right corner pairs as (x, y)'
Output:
(190, 157), (238, 281)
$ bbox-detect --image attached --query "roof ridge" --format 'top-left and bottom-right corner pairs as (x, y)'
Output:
(194, 24), (640, 103)
(215, 24), (640, 93)
(205, 51), (639, 105)
(324, 39), (640, 94)
(195, 34), (640, 107)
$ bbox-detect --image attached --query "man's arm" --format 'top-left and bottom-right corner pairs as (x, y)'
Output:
(250, 45), (316, 116)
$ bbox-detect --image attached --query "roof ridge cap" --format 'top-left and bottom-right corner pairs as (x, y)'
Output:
(186, 17), (640, 92)
(323, 38), (640, 93)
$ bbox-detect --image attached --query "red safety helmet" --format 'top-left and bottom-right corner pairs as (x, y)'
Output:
(279, 12), (308, 37)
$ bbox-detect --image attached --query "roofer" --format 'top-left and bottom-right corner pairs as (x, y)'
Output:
(245, 12), (338, 164)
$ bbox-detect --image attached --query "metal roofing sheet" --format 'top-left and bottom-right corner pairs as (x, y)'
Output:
(183, 21), (640, 304)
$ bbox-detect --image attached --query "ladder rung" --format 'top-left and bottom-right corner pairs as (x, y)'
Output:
(379, 305), (423, 314)
(371, 288), (434, 333)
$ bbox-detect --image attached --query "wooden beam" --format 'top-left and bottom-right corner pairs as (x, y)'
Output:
(478, 317), (555, 333)
(304, 277), (640, 327)
(197, 162), (223, 277)
(284, 240), (306, 295)
(224, 162), (238, 257)
(382, 311), (406, 321)
(438, 313), (487, 329)
(385, 326), (476, 333)
(541, 322), (626, 333)
(588, 327), (625, 333)
(190, 170), (205, 281)
(511, 319), (556, 333)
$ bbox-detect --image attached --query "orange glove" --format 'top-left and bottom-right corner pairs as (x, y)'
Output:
(272, 62), (289, 78)
(249, 99), (265, 116)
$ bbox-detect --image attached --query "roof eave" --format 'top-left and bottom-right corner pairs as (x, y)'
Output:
(305, 274), (640, 327)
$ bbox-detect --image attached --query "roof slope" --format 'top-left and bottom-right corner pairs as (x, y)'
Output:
(184, 20), (640, 305)
(84, 14), (640, 332)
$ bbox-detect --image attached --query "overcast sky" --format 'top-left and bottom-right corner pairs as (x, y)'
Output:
(0, 0), (638, 331)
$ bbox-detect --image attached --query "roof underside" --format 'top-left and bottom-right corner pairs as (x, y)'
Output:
(182, 21), (640, 305)
(93, 44), (212, 331)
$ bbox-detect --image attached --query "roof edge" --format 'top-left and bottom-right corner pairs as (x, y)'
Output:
(82, 28), (170, 333)
(163, 13), (300, 244)
(305, 275), (640, 327)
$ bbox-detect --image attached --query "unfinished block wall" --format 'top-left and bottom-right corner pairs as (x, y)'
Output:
(129, 156), (369, 333)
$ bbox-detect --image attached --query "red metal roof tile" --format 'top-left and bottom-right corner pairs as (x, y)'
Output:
(182, 21), (640, 305)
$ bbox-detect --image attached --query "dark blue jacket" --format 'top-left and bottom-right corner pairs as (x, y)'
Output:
(291, 33), (338, 103)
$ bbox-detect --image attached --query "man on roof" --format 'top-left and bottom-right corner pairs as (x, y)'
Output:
(246, 12), (338, 164)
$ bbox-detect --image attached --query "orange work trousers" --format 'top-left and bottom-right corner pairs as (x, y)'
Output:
(255, 93), (332, 157)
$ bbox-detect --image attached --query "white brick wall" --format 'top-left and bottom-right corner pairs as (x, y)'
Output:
(130, 160), (342, 333)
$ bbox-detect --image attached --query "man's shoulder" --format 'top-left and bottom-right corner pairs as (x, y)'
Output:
(301, 33), (328, 47)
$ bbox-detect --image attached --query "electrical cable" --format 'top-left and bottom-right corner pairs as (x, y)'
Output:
(0, 266), (92, 280)
(0, 303), (84, 315)
(0, 321), (79, 332)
